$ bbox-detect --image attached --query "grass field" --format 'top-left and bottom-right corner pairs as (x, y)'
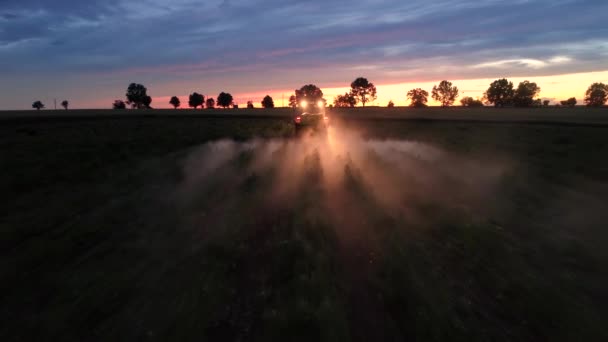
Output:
(1, 108), (607, 341)
(3, 106), (608, 125)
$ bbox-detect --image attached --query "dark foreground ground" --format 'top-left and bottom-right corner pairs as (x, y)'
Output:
(3, 106), (608, 126)
(1, 109), (607, 341)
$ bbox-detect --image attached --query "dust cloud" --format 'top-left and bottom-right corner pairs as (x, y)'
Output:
(174, 126), (509, 240)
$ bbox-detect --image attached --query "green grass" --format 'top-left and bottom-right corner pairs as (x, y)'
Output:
(1, 109), (607, 341)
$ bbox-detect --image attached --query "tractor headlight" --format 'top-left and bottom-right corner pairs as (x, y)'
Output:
(301, 101), (308, 108)
(317, 100), (324, 107)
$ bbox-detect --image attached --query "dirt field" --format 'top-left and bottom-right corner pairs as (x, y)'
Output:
(1, 108), (607, 341)
(2, 106), (608, 125)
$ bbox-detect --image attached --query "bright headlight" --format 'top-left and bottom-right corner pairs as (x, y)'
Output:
(301, 101), (308, 108)
(317, 100), (324, 107)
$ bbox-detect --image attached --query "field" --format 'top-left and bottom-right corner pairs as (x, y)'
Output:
(1, 107), (608, 341)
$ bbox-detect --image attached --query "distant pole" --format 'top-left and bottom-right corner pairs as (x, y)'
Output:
(282, 94), (284, 107)
(54, 99), (57, 110)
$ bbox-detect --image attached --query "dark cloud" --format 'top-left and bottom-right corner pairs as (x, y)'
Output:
(1, 12), (19, 20)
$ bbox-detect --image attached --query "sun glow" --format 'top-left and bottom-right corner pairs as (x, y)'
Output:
(315, 70), (608, 107)
(132, 70), (608, 110)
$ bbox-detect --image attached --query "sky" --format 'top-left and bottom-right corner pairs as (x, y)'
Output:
(1, 0), (607, 109)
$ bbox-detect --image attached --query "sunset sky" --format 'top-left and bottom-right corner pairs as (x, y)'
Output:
(1, 0), (607, 109)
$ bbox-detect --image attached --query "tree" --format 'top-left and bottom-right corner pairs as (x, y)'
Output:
(407, 88), (429, 107)
(206, 97), (215, 109)
(333, 92), (357, 108)
(126, 83), (149, 109)
(387, 100), (395, 108)
(32, 101), (44, 110)
(513, 80), (541, 107)
(261, 95), (274, 108)
(217, 92), (234, 108)
(247, 101), (254, 109)
(295, 84), (324, 108)
(431, 80), (459, 107)
(113, 100), (126, 109)
(288, 95), (297, 109)
(584, 83), (608, 107)
(350, 77), (377, 107)
(560, 97), (577, 107)
(484, 79), (514, 107)
(543, 100), (550, 107)
(460, 96), (484, 107)
(142, 95), (152, 109)
(61, 100), (69, 110)
(188, 92), (204, 109)
(169, 96), (181, 109)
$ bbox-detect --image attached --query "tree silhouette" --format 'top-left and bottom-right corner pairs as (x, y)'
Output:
(431, 80), (459, 107)
(484, 79), (514, 107)
(61, 100), (69, 110)
(188, 92), (204, 109)
(289, 95), (298, 109)
(217, 92), (234, 108)
(460, 97), (484, 107)
(169, 96), (181, 109)
(206, 97), (215, 109)
(113, 100), (126, 109)
(543, 100), (550, 107)
(261, 95), (274, 108)
(407, 88), (429, 107)
(350, 77), (377, 107)
(584, 83), (608, 107)
(295, 84), (324, 108)
(288, 95), (297, 109)
(247, 101), (254, 109)
(513, 81), (541, 107)
(387, 100), (395, 108)
(560, 98), (577, 107)
(126, 83), (149, 109)
(142, 95), (152, 109)
(32, 101), (45, 110)
(333, 93), (357, 107)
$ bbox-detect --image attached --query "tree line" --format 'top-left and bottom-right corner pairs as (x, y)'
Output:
(111, 84), (276, 110)
(330, 77), (608, 108)
(31, 80), (608, 110)
(110, 84), (275, 110)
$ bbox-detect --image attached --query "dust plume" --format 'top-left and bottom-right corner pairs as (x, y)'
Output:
(174, 126), (509, 240)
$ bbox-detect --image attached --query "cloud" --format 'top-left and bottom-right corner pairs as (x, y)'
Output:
(473, 56), (573, 70)
(548, 56), (572, 64)
(0, 0), (607, 108)
(0, 13), (20, 20)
